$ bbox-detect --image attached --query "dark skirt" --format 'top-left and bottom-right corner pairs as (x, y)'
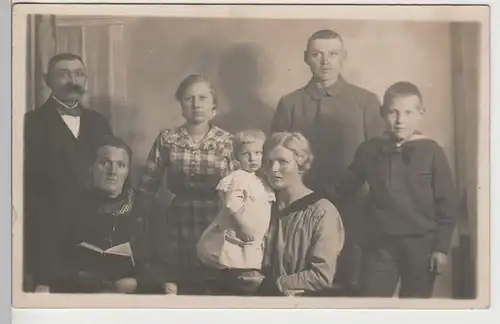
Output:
(163, 198), (221, 295)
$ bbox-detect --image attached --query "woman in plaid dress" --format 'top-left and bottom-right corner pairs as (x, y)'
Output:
(138, 74), (236, 295)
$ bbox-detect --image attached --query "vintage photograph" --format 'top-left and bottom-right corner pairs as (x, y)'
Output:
(11, 3), (490, 309)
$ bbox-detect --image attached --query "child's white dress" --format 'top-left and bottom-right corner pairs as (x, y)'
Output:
(197, 169), (275, 270)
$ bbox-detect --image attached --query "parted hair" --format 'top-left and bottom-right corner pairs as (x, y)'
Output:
(93, 135), (133, 165)
(263, 132), (314, 174)
(174, 74), (218, 108)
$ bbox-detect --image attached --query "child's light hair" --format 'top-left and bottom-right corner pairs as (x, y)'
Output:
(263, 132), (314, 174)
(232, 129), (266, 155)
(381, 81), (424, 114)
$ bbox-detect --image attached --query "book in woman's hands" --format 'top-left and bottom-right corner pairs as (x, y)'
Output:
(77, 241), (136, 280)
(78, 242), (135, 265)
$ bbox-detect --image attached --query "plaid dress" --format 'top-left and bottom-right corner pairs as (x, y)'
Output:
(139, 124), (236, 294)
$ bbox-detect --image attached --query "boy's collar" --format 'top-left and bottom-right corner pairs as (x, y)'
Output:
(381, 131), (428, 153)
(383, 131), (427, 144)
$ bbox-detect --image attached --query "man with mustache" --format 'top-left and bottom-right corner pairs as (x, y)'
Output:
(269, 30), (385, 295)
(24, 53), (113, 293)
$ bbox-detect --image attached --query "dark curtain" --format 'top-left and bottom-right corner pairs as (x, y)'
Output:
(26, 14), (57, 112)
(450, 22), (480, 299)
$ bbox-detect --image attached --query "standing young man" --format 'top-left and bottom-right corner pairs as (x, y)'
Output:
(270, 30), (384, 293)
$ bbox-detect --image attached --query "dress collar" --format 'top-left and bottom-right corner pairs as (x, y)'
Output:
(273, 191), (324, 217)
(179, 123), (216, 146)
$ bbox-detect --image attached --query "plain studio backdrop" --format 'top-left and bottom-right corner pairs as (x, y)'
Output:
(26, 15), (480, 299)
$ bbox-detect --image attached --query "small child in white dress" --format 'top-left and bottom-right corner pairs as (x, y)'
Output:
(197, 130), (275, 295)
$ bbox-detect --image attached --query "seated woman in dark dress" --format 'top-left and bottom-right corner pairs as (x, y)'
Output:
(238, 132), (346, 296)
(69, 135), (163, 293)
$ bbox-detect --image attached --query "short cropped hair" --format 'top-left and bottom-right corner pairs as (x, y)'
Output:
(306, 29), (344, 51)
(232, 129), (266, 155)
(47, 53), (85, 75)
(263, 132), (314, 174)
(174, 74), (218, 108)
(382, 81), (424, 113)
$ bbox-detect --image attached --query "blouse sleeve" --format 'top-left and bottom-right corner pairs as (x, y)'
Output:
(137, 131), (169, 195)
(276, 204), (345, 292)
(216, 172), (236, 193)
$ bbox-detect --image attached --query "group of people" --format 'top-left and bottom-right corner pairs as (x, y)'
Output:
(23, 29), (459, 298)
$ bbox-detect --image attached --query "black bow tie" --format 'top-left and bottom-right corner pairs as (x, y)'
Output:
(57, 105), (83, 117)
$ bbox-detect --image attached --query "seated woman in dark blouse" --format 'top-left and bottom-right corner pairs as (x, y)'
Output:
(239, 132), (345, 296)
(68, 135), (161, 293)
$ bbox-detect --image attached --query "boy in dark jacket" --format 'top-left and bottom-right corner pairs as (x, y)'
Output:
(325, 81), (459, 298)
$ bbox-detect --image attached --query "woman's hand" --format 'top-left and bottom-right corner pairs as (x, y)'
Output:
(240, 275), (283, 296)
(429, 252), (448, 274)
(115, 278), (138, 294)
(34, 285), (50, 293)
(237, 232), (255, 242)
(226, 228), (254, 243)
(224, 190), (246, 213)
(163, 282), (178, 295)
(237, 274), (265, 292)
(284, 290), (305, 297)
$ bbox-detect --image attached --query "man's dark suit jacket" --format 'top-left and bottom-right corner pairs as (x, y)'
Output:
(24, 96), (113, 290)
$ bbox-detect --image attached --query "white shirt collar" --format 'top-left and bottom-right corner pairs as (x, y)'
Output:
(52, 94), (79, 110)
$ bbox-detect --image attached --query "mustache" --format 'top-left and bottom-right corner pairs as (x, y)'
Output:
(63, 83), (86, 94)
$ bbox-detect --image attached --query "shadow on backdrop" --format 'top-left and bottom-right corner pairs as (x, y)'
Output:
(213, 42), (275, 134)
(91, 95), (146, 188)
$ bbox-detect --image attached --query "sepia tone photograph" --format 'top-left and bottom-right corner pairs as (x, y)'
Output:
(11, 3), (490, 309)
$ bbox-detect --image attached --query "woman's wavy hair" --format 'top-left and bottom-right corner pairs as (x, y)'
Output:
(263, 132), (314, 174)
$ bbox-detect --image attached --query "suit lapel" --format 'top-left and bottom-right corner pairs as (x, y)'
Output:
(44, 98), (79, 141)
(78, 110), (92, 144)
(42, 98), (86, 186)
